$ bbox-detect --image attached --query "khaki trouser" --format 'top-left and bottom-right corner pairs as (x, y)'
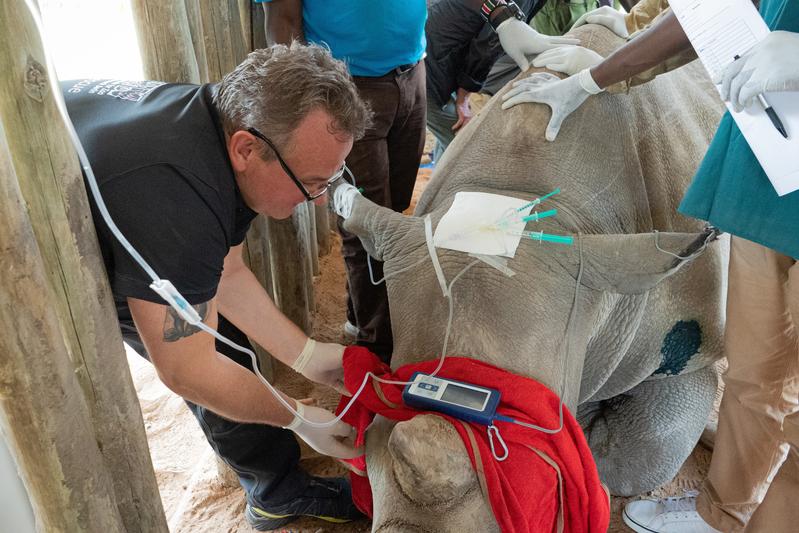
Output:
(697, 236), (799, 532)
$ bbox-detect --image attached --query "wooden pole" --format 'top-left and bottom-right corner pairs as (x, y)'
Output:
(315, 203), (332, 256)
(130, 0), (200, 83)
(240, 215), (275, 380)
(0, 2), (168, 531)
(0, 119), (124, 533)
(268, 206), (315, 335)
(308, 201), (320, 276)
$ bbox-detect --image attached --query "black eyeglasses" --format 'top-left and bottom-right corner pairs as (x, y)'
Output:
(247, 127), (349, 201)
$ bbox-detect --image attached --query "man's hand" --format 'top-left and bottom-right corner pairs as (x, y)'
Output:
(719, 31), (799, 112)
(496, 19), (580, 71)
(532, 46), (604, 76)
(284, 402), (362, 459)
(572, 5), (629, 38)
(292, 338), (348, 394)
(501, 69), (603, 141)
(452, 88), (473, 132)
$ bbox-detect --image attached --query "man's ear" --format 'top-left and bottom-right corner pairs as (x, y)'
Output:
(227, 130), (259, 173)
(563, 228), (720, 295)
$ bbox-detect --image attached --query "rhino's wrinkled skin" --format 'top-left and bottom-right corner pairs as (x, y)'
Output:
(340, 25), (728, 532)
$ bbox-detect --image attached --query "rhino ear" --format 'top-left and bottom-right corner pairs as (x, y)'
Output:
(388, 415), (477, 505)
(574, 228), (719, 295)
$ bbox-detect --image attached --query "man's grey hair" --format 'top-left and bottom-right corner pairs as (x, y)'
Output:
(215, 42), (372, 159)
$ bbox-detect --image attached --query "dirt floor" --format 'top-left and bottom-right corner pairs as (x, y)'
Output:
(128, 133), (716, 532)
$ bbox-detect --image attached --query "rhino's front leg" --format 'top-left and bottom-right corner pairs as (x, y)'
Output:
(578, 366), (718, 495)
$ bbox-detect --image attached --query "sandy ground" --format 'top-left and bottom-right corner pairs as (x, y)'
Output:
(129, 132), (716, 532)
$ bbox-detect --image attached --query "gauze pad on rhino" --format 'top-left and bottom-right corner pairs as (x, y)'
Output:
(432, 191), (534, 257)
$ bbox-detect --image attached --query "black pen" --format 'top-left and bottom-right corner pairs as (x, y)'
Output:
(757, 94), (789, 139)
(732, 54), (789, 139)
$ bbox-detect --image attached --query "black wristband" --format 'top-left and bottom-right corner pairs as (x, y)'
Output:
(489, 6), (514, 30)
(481, 0), (525, 32)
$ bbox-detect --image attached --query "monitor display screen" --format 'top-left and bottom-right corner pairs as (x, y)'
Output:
(440, 383), (488, 410)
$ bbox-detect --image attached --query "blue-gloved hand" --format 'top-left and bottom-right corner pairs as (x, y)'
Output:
(719, 31), (799, 111)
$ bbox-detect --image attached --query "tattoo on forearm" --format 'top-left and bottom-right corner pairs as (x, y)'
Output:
(163, 302), (209, 342)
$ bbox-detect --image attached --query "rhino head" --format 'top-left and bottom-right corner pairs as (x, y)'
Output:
(366, 415), (499, 532)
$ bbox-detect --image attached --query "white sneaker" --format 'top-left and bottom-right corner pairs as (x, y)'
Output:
(623, 491), (722, 533)
(342, 321), (359, 339)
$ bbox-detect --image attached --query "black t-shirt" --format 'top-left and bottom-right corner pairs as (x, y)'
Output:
(63, 79), (257, 341)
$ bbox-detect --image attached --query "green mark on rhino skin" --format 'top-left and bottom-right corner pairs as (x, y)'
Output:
(654, 320), (702, 376)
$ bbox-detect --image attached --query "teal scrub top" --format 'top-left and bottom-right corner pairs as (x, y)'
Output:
(678, 0), (799, 259)
(256, 1), (427, 77)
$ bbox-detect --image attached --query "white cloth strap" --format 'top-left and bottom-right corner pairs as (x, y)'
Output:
(425, 215), (449, 297)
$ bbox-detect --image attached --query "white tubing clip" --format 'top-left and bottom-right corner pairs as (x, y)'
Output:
(149, 279), (202, 325)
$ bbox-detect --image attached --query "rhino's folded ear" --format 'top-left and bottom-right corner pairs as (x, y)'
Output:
(572, 227), (720, 295)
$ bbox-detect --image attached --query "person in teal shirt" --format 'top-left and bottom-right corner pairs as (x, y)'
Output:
(499, 1), (799, 531)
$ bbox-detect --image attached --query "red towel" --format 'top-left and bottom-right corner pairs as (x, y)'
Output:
(335, 346), (610, 533)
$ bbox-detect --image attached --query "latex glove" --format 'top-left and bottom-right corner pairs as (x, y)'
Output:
(532, 46), (604, 76)
(292, 338), (347, 395)
(501, 69), (603, 141)
(496, 18), (580, 71)
(330, 181), (360, 219)
(284, 402), (362, 459)
(572, 5), (629, 38)
(719, 31), (799, 112)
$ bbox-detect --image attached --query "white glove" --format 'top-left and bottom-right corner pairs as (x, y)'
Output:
(501, 69), (603, 141)
(496, 18), (580, 71)
(331, 181), (360, 219)
(719, 30), (799, 112)
(292, 338), (347, 394)
(532, 46), (604, 76)
(572, 5), (629, 38)
(284, 402), (362, 459)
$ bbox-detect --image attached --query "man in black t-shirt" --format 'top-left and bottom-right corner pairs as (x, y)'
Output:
(64, 43), (372, 530)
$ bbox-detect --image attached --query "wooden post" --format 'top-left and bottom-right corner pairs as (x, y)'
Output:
(130, 0), (200, 83)
(191, 0), (248, 82)
(0, 3), (168, 531)
(308, 201), (320, 276)
(237, 0), (253, 52)
(0, 119), (126, 533)
(240, 215), (275, 381)
(251, 0), (268, 50)
(268, 206), (315, 335)
(315, 203), (332, 256)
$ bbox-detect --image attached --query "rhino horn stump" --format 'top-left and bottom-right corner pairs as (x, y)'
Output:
(388, 415), (478, 505)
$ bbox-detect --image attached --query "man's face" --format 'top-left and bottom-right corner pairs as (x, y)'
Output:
(230, 108), (354, 219)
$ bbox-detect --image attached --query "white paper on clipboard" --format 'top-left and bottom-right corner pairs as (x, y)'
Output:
(670, 0), (799, 196)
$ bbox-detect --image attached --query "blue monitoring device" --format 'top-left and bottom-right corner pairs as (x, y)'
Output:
(402, 372), (501, 425)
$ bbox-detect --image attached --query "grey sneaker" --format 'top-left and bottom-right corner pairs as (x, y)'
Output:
(623, 491), (722, 533)
(245, 476), (363, 530)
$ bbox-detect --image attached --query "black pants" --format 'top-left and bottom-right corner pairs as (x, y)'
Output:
(123, 313), (309, 508)
(340, 61), (427, 362)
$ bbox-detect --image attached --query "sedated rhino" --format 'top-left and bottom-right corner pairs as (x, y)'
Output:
(335, 24), (727, 532)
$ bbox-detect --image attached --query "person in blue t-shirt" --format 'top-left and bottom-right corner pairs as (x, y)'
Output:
(501, 1), (799, 531)
(260, 0), (581, 362)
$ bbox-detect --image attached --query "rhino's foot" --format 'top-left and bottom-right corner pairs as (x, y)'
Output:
(578, 365), (718, 496)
